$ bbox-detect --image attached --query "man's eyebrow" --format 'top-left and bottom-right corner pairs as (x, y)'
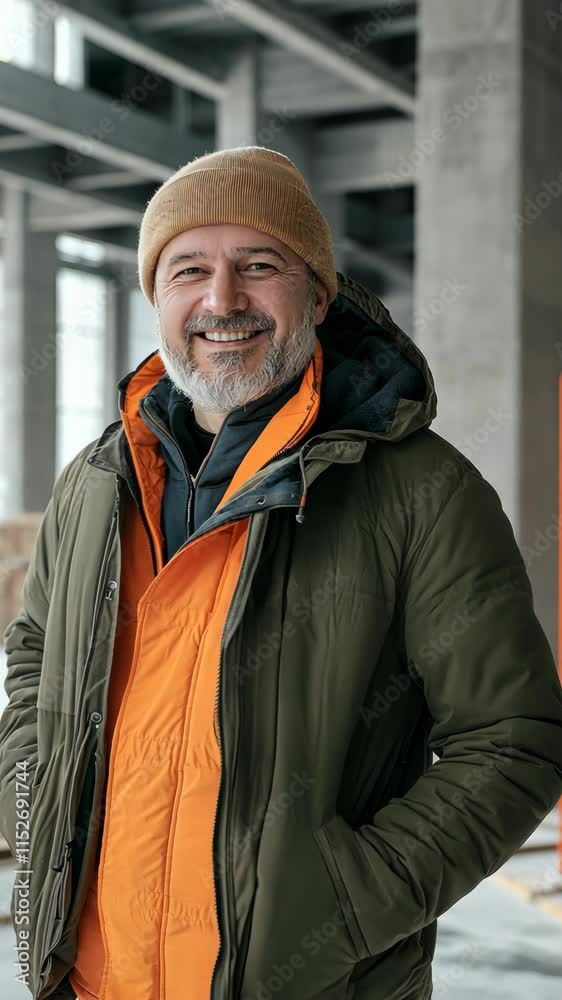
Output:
(165, 250), (208, 273)
(233, 245), (288, 263)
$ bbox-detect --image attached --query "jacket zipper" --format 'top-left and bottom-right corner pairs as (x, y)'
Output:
(186, 420), (225, 536)
(139, 399), (193, 538)
(38, 710), (102, 988)
(211, 508), (272, 1000)
(71, 488), (120, 736)
(130, 480), (158, 576)
(139, 398), (227, 539)
(209, 520), (257, 1000)
(208, 413), (314, 740)
(48, 487), (120, 879)
(89, 455), (157, 577)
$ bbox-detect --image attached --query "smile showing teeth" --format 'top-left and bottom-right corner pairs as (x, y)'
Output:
(201, 329), (264, 342)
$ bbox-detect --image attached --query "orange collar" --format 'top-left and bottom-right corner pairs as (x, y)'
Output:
(120, 339), (323, 566)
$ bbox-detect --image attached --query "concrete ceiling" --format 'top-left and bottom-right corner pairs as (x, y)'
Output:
(0, 0), (417, 289)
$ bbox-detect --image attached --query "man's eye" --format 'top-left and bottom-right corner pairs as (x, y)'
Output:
(173, 263), (274, 278)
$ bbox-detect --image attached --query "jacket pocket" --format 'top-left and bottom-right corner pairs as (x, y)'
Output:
(313, 822), (370, 964)
(39, 716), (100, 969)
(29, 758), (50, 819)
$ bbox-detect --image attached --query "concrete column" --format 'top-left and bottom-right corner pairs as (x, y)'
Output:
(171, 86), (192, 133)
(217, 44), (261, 149)
(416, 0), (562, 651)
(54, 16), (85, 88)
(103, 270), (127, 425)
(1, 184), (57, 515)
(314, 193), (347, 274)
(30, 2), (55, 76)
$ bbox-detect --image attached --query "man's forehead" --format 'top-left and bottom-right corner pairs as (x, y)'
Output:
(158, 225), (296, 270)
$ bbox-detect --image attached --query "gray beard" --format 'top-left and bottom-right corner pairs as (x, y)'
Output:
(155, 285), (318, 414)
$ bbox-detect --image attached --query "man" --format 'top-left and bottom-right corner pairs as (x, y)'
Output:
(1, 145), (561, 1000)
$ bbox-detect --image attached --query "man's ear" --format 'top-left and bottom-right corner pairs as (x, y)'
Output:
(314, 278), (330, 326)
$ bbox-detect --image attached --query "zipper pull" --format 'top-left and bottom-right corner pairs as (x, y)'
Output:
(51, 840), (73, 872)
(295, 493), (307, 524)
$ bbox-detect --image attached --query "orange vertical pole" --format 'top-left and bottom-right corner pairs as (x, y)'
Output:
(558, 375), (562, 873)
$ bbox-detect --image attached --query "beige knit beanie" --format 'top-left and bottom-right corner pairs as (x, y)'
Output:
(137, 146), (338, 305)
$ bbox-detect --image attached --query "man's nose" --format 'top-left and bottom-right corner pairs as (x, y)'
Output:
(202, 267), (249, 316)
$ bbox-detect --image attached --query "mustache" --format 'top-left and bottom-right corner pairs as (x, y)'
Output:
(183, 314), (276, 335)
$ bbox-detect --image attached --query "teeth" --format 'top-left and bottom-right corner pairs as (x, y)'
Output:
(202, 330), (261, 342)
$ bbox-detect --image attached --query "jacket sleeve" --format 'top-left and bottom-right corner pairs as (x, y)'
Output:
(0, 484), (61, 857)
(318, 466), (562, 958)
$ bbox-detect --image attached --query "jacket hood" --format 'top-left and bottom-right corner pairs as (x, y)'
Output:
(314, 272), (437, 442)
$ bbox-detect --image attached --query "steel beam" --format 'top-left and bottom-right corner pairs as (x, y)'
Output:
(0, 63), (209, 178)
(131, 2), (417, 38)
(211, 0), (415, 115)
(130, 4), (215, 31)
(260, 46), (389, 117)
(347, 197), (414, 252)
(0, 149), (145, 226)
(59, 226), (139, 264)
(128, 0), (416, 23)
(342, 237), (412, 288)
(68, 169), (152, 191)
(0, 131), (46, 153)
(313, 119), (415, 192)
(50, 0), (225, 100)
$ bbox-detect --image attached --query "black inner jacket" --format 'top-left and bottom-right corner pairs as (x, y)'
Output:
(139, 369), (304, 560)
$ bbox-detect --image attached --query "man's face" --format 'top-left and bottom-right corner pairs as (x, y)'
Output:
(153, 224), (330, 413)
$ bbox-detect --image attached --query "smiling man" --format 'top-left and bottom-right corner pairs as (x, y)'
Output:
(1, 146), (562, 1000)
(153, 224), (327, 430)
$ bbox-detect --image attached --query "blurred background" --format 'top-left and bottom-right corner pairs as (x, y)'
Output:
(0, 0), (561, 997)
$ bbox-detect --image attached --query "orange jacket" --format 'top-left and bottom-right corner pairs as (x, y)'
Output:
(69, 341), (322, 999)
